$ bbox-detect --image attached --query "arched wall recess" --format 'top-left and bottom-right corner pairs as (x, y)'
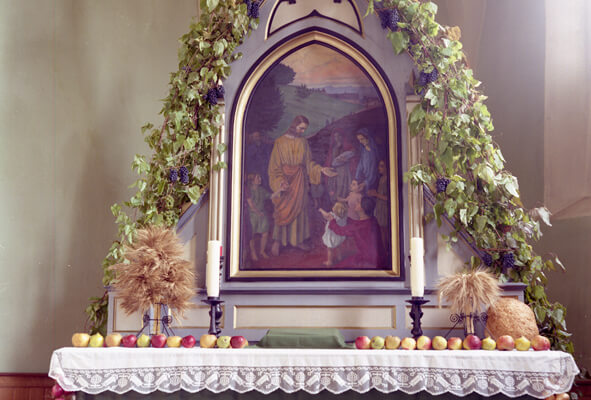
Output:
(266, 0), (363, 39)
(226, 30), (401, 280)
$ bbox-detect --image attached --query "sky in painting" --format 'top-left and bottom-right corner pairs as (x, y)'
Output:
(280, 43), (373, 89)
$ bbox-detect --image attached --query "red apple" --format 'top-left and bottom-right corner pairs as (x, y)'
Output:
(462, 334), (481, 350)
(447, 337), (462, 350)
(416, 336), (432, 350)
(151, 334), (167, 348)
(497, 335), (515, 351)
(51, 383), (65, 398)
(531, 335), (551, 351)
(355, 336), (371, 349)
(230, 336), (248, 348)
(181, 335), (196, 348)
(121, 334), (138, 348)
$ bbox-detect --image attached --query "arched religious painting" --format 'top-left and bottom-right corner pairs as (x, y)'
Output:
(228, 30), (400, 279)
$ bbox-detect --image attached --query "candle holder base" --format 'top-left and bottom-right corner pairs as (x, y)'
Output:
(202, 297), (224, 336)
(406, 297), (429, 339)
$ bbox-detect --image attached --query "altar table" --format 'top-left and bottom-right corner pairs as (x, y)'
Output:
(49, 347), (579, 399)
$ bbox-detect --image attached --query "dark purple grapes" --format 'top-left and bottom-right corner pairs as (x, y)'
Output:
(179, 166), (189, 185)
(169, 169), (178, 183)
(436, 178), (450, 193)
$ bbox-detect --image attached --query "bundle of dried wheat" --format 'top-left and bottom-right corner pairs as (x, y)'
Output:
(110, 226), (195, 317)
(437, 269), (500, 316)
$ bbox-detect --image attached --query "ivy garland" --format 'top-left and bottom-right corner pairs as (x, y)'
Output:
(86, 0), (572, 353)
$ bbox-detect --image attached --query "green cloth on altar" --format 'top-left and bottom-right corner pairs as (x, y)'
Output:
(256, 328), (353, 349)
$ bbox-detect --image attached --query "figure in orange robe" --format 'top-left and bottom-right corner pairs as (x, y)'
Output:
(268, 115), (335, 256)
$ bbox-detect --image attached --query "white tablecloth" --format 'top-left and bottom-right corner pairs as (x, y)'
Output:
(48, 347), (579, 398)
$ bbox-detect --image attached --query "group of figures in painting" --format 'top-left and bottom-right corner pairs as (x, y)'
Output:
(239, 43), (393, 271)
(242, 115), (392, 270)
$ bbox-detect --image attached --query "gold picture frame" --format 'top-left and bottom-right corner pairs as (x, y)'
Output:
(227, 30), (400, 279)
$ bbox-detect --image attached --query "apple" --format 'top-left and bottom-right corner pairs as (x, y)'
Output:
(385, 336), (401, 350)
(121, 334), (137, 348)
(200, 334), (217, 348)
(151, 334), (167, 348)
(416, 336), (432, 350)
(105, 333), (122, 347)
(216, 335), (231, 349)
(370, 336), (385, 349)
(88, 333), (104, 348)
(531, 335), (551, 351)
(432, 336), (447, 350)
(355, 336), (371, 349)
(72, 333), (90, 347)
(230, 335), (249, 349)
(137, 334), (150, 348)
(515, 336), (531, 351)
(400, 337), (417, 350)
(462, 335), (481, 350)
(481, 336), (496, 350)
(167, 336), (182, 348)
(497, 335), (515, 351)
(555, 393), (570, 400)
(51, 383), (65, 398)
(181, 335), (196, 348)
(447, 337), (462, 350)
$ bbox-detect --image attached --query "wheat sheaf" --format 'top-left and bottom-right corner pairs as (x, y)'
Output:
(437, 269), (500, 316)
(110, 226), (196, 317)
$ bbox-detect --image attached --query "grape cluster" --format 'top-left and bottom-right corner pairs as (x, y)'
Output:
(436, 178), (450, 193)
(163, 210), (176, 227)
(164, 195), (175, 210)
(428, 68), (439, 83)
(501, 252), (515, 271)
(182, 65), (192, 74)
(205, 88), (218, 106)
(169, 168), (179, 183)
(245, 0), (260, 18)
(498, 224), (511, 234)
(417, 68), (439, 87)
(481, 253), (493, 267)
(379, 8), (400, 31)
(215, 85), (225, 99)
(179, 166), (190, 184)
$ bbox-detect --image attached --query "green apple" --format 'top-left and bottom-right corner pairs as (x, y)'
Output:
(370, 336), (385, 349)
(481, 336), (496, 350)
(216, 336), (231, 348)
(88, 333), (104, 348)
(515, 336), (531, 351)
(432, 336), (447, 350)
(137, 334), (151, 348)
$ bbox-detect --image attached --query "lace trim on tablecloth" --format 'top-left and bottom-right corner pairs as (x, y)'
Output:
(50, 354), (577, 398)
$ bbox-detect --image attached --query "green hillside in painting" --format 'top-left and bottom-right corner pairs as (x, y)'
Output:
(267, 84), (369, 138)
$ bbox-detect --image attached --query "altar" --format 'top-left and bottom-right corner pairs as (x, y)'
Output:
(49, 347), (578, 399)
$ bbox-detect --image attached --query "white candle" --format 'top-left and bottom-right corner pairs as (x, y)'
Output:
(410, 237), (425, 297)
(206, 240), (222, 297)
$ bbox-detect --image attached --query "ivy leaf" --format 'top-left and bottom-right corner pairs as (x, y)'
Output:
(213, 41), (224, 57)
(187, 186), (202, 203)
(475, 215), (487, 233)
(388, 31), (409, 55)
(206, 0), (219, 12)
(444, 198), (456, 217)
(504, 176), (520, 198)
(534, 305), (546, 322)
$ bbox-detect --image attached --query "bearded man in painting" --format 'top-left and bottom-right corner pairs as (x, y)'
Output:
(268, 115), (336, 256)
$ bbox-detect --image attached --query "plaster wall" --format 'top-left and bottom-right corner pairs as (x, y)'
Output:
(0, 0), (198, 372)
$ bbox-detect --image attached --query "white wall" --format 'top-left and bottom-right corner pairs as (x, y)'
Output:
(0, 0), (197, 372)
